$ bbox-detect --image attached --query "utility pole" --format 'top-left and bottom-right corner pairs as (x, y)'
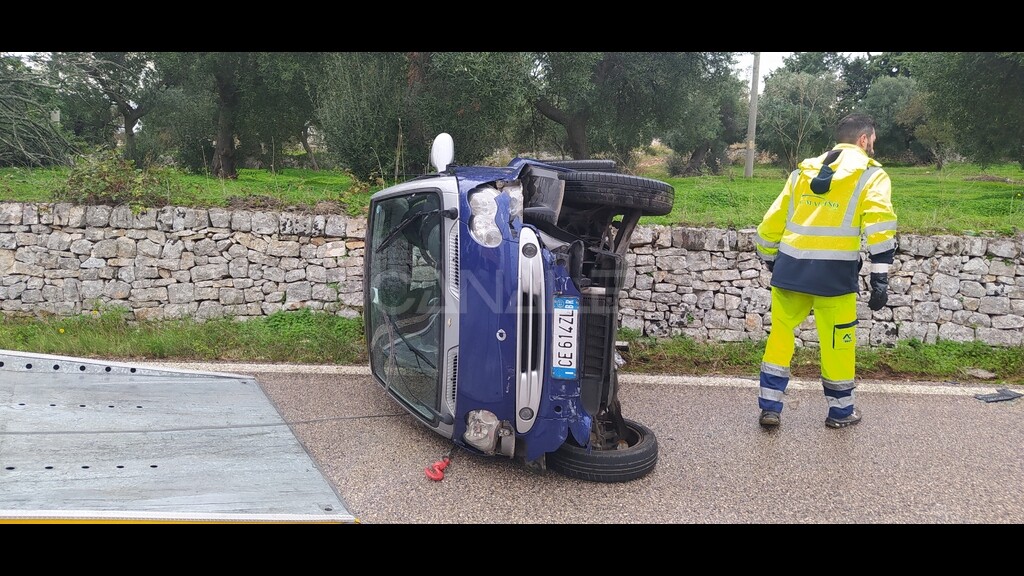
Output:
(744, 52), (760, 178)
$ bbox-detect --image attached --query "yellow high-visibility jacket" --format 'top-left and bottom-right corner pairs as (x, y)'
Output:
(755, 143), (898, 296)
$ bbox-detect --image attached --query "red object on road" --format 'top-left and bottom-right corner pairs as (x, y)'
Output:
(425, 457), (451, 481)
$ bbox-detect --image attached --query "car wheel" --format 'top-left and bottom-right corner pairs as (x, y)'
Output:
(546, 418), (658, 483)
(542, 159), (618, 173)
(560, 172), (674, 216)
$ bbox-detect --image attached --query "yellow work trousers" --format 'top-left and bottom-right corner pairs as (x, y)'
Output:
(758, 288), (858, 419)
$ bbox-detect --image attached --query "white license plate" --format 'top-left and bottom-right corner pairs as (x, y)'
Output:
(551, 296), (579, 379)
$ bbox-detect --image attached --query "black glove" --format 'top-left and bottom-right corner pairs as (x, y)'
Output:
(765, 260), (775, 273)
(868, 272), (888, 311)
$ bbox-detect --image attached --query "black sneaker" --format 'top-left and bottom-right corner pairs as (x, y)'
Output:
(825, 409), (862, 429)
(759, 410), (781, 428)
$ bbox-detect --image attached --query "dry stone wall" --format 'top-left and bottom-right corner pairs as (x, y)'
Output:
(620, 226), (1023, 348)
(2, 202), (1022, 348)
(0, 203), (365, 322)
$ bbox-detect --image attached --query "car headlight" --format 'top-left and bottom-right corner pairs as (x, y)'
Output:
(468, 187), (502, 247)
(463, 409), (500, 453)
(505, 182), (524, 220)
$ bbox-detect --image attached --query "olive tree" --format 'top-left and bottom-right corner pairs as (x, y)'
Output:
(661, 70), (747, 176)
(0, 53), (75, 167)
(150, 52), (323, 179)
(856, 75), (923, 163)
(528, 52), (731, 164)
(316, 52), (532, 182)
(44, 52), (167, 167)
(315, 52), (409, 182)
(909, 52), (1024, 169)
(756, 70), (845, 169)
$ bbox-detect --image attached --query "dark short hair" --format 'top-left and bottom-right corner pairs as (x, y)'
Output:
(836, 113), (876, 144)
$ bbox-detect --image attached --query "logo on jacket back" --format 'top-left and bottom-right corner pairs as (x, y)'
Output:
(799, 194), (840, 210)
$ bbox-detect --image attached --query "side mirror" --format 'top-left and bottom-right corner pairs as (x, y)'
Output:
(430, 133), (454, 173)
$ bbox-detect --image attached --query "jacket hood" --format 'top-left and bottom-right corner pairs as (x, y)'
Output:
(798, 143), (882, 194)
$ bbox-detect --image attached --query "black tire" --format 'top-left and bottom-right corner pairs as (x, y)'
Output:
(542, 159), (618, 173)
(523, 205), (558, 227)
(546, 418), (658, 483)
(560, 172), (674, 216)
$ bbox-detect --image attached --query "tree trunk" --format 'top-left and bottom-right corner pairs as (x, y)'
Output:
(533, 97), (589, 159)
(301, 123), (319, 171)
(211, 72), (240, 180)
(682, 144), (710, 176)
(212, 114), (237, 179)
(107, 88), (146, 167)
(121, 109), (143, 166)
(122, 121), (138, 166)
(565, 117), (589, 159)
(403, 52), (430, 167)
(708, 141), (728, 175)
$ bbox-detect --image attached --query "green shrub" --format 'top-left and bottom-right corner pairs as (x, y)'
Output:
(52, 149), (176, 210)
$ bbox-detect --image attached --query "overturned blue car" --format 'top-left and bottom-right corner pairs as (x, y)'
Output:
(364, 134), (674, 482)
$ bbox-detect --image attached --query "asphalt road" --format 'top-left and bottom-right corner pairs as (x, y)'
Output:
(145, 361), (1024, 524)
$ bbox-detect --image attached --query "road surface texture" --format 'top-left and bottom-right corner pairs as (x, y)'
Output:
(143, 361), (1023, 524)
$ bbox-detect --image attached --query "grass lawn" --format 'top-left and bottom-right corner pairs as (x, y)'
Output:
(2, 153), (1022, 236)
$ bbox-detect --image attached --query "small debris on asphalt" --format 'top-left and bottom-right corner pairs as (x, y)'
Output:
(974, 388), (1023, 403)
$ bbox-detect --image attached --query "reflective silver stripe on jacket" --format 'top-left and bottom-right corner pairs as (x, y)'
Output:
(785, 170), (799, 221)
(786, 222), (861, 237)
(863, 219), (897, 236)
(778, 244), (861, 261)
(779, 166), (881, 261)
(868, 238), (897, 255)
(840, 167), (880, 227)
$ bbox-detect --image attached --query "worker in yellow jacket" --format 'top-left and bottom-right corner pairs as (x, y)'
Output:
(754, 113), (898, 429)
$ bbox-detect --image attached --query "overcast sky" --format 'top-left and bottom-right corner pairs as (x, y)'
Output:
(734, 52), (872, 93)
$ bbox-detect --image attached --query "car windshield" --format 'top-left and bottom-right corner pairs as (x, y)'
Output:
(366, 191), (444, 422)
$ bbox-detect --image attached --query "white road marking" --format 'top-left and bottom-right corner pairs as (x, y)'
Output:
(139, 362), (1008, 397)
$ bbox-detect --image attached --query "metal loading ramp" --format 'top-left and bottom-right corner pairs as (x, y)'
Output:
(0, 350), (356, 524)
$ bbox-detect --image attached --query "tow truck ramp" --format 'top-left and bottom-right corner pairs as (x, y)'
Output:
(0, 350), (356, 524)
